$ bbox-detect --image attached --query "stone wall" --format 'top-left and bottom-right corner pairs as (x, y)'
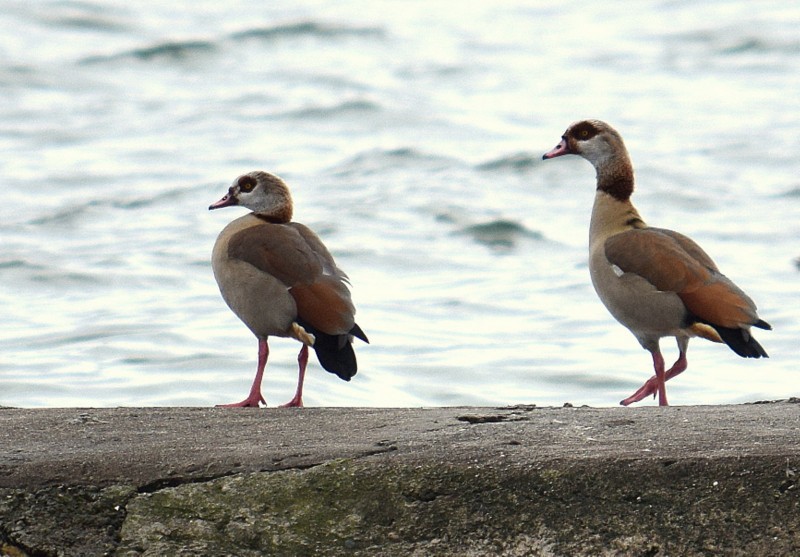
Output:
(1, 403), (798, 556)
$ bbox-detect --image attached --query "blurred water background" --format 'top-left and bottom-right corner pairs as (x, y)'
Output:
(1, 0), (798, 408)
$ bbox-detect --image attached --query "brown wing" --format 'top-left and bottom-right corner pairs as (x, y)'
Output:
(651, 228), (719, 272)
(228, 224), (323, 285)
(285, 223), (356, 335)
(605, 228), (759, 328)
(286, 223), (348, 280)
(228, 222), (356, 335)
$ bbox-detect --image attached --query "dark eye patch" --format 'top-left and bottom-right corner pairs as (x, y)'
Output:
(237, 175), (257, 192)
(571, 121), (600, 141)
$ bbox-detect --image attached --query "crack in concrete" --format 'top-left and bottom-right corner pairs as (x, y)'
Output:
(135, 442), (401, 496)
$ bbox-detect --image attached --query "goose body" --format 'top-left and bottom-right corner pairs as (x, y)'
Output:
(543, 120), (770, 405)
(209, 171), (367, 407)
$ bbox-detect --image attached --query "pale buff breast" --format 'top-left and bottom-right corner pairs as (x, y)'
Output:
(588, 191), (689, 347)
(212, 214), (297, 338)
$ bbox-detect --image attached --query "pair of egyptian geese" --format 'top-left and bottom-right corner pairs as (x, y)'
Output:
(209, 119), (770, 408)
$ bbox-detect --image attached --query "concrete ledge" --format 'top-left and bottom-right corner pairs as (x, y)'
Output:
(1, 402), (799, 556)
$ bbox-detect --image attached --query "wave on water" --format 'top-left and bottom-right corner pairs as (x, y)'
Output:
(476, 152), (542, 173)
(229, 21), (386, 42)
(457, 219), (543, 250)
(779, 185), (800, 198)
(27, 204), (96, 227)
(28, 0), (129, 32)
(80, 40), (217, 64)
(0, 259), (45, 271)
(276, 99), (381, 121)
(436, 218), (544, 251)
(46, 14), (129, 33)
(330, 147), (464, 177)
(670, 27), (800, 58)
(78, 19), (384, 66)
(0, 258), (102, 287)
(21, 325), (148, 349)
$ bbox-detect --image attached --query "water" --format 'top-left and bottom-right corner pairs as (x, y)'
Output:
(2, 1), (798, 408)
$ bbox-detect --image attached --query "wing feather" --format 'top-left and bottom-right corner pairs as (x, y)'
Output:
(227, 222), (357, 335)
(605, 228), (759, 328)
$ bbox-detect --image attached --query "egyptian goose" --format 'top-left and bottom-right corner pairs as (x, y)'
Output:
(542, 120), (770, 406)
(209, 171), (368, 407)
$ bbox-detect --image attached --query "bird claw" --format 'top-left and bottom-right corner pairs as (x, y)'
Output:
(620, 377), (658, 406)
(216, 394), (267, 408)
(279, 395), (304, 408)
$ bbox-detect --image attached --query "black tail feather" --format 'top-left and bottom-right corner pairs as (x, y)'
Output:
(710, 323), (769, 359)
(350, 323), (369, 344)
(753, 319), (772, 331)
(296, 320), (367, 381)
(312, 332), (357, 381)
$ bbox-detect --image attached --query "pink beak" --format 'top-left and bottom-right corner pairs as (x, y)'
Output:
(209, 189), (238, 210)
(542, 138), (570, 160)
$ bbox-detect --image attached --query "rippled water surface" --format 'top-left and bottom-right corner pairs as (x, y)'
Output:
(2, 1), (799, 408)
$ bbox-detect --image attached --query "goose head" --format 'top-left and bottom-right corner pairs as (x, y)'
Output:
(209, 171), (294, 222)
(543, 119), (629, 168)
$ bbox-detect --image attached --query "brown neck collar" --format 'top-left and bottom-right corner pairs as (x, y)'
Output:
(254, 210), (291, 224)
(596, 158), (634, 202)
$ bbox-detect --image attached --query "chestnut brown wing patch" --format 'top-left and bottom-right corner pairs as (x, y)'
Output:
(651, 227), (719, 272)
(605, 228), (758, 328)
(228, 222), (357, 336)
(227, 224), (323, 286)
(290, 278), (356, 336)
(679, 280), (758, 329)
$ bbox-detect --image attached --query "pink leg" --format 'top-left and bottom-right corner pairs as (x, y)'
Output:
(217, 339), (269, 408)
(620, 349), (687, 406)
(280, 344), (308, 408)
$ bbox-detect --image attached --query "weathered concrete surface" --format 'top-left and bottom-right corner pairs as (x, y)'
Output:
(1, 402), (799, 556)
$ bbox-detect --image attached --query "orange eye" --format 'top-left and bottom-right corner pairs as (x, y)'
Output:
(238, 176), (256, 192)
